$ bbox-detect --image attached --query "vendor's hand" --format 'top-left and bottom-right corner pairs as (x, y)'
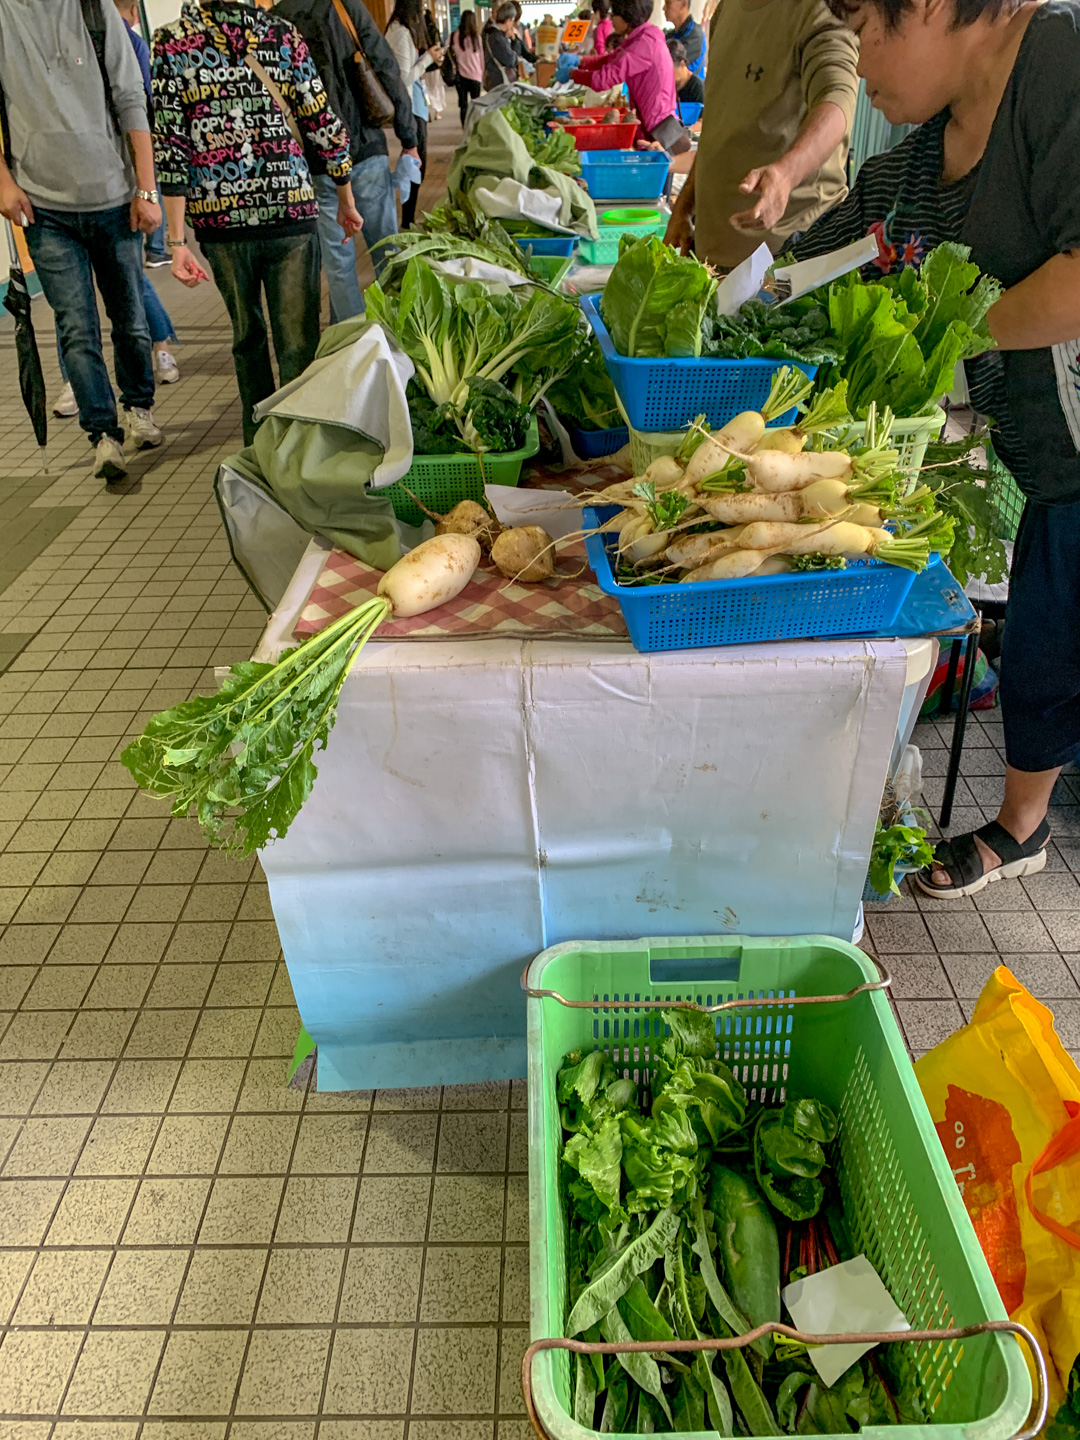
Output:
(635, 138), (664, 151)
(665, 207), (693, 256)
(730, 163), (791, 233)
(0, 177), (34, 227)
(337, 190), (364, 239)
(170, 245), (209, 288)
(130, 195), (162, 234)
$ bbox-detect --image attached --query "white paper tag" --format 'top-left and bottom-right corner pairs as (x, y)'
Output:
(714, 243), (774, 316)
(782, 1254), (910, 1387)
(772, 235), (880, 304)
(1051, 340), (1080, 452)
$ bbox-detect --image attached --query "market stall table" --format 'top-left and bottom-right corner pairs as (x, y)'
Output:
(253, 524), (967, 1092)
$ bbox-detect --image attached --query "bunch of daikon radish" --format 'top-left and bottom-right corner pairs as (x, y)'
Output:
(584, 370), (953, 583)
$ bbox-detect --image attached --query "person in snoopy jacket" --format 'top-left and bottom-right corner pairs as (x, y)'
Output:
(152, 0), (361, 444)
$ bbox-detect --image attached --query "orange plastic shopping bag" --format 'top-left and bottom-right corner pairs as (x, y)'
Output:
(915, 965), (1080, 1412)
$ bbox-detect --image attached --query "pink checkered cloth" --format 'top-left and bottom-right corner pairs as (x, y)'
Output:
(293, 463), (631, 643)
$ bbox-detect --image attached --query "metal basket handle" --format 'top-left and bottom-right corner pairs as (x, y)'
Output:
(520, 952), (892, 1014)
(521, 1319), (1047, 1440)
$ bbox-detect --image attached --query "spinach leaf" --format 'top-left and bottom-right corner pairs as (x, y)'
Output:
(600, 1303), (674, 1425)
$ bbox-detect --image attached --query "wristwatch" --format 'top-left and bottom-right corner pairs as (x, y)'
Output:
(135, 188), (159, 203)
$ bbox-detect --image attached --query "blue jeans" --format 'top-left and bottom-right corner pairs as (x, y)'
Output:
(314, 158), (399, 325)
(57, 273), (175, 382)
(26, 204), (153, 446)
(145, 212), (168, 261)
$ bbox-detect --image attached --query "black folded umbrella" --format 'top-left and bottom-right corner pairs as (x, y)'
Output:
(4, 223), (47, 471)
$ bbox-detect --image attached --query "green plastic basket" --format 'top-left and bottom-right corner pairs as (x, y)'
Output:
(527, 254), (574, 287)
(987, 442), (1026, 541)
(578, 212), (669, 266)
(525, 934), (1032, 1440)
(628, 409), (944, 486)
(380, 416), (540, 528)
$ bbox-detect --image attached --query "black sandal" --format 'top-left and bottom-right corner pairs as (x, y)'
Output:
(915, 817), (1050, 899)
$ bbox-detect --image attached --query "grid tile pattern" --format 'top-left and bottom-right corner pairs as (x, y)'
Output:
(0, 111), (1074, 1439)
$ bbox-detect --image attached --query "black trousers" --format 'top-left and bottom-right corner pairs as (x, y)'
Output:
(202, 231), (321, 447)
(455, 76), (481, 125)
(401, 115), (428, 230)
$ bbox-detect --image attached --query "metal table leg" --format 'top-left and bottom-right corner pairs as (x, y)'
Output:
(939, 631), (979, 830)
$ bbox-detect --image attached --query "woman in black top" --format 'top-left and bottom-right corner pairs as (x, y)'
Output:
(484, 2), (520, 87)
(791, 0), (1080, 899)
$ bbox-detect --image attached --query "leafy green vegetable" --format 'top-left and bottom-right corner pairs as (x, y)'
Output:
(701, 295), (840, 367)
(868, 819), (935, 897)
(825, 242), (1002, 418)
(120, 598), (390, 855)
(601, 236), (718, 358)
(503, 97), (581, 175)
(547, 335), (623, 431)
(633, 480), (690, 533)
(754, 1100), (838, 1221)
(917, 431), (1009, 586)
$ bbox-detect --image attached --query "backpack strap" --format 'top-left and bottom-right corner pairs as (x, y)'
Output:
(79, 0), (123, 135)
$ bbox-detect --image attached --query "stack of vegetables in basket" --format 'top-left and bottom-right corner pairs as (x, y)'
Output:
(556, 1006), (927, 1431)
(583, 369), (954, 585)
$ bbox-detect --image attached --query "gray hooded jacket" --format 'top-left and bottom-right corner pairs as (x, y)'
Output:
(0, 0), (149, 212)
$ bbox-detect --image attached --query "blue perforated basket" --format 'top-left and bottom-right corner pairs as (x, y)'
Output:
(513, 235), (575, 258)
(581, 293), (817, 431)
(678, 100), (703, 124)
(579, 149), (670, 200)
(584, 505), (925, 650)
(563, 421), (629, 458)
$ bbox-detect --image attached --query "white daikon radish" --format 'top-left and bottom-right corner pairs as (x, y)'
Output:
(736, 520), (837, 551)
(619, 514), (672, 565)
(745, 449), (853, 493)
(752, 428), (807, 454)
(684, 549), (771, 582)
(699, 492), (801, 525)
(377, 534), (482, 617)
(665, 528), (747, 568)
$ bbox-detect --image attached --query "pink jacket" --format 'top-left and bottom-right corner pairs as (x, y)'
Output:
(451, 30), (485, 82)
(570, 22), (677, 136)
(593, 15), (612, 53)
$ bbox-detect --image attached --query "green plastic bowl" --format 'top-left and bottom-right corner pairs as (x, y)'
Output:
(599, 207), (661, 227)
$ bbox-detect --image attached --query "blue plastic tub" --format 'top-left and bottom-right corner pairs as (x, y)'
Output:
(563, 421), (629, 458)
(583, 504), (925, 650)
(678, 101), (703, 124)
(513, 235), (575, 258)
(579, 149), (670, 201)
(580, 292), (817, 431)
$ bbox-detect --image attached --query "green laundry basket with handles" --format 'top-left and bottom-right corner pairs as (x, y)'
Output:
(522, 934), (1044, 1440)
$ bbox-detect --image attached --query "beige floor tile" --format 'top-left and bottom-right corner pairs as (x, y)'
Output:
(147, 1114), (228, 1174)
(0, 1330), (83, 1413)
(420, 1246), (502, 1323)
(52, 1423), (139, 1440)
(290, 1113), (368, 1175)
(317, 1425), (403, 1440)
(0, 1061), (49, 1114)
(45, 1178), (137, 1246)
(218, 1113), (297, 1174)
(273, 1176), (355, 1245)
(197, 1176), (282, 1245)
(189, 1009), (260, 1059)
(0, 1248), (34, 1322)
(237, 1059), (304, 1113)
(101, 1060), (180, 1114)
(0, 1011), (73, 1060)
(14, 1249), (111, 1325)
(495, 1329), (528, 1417)
(121, 1177), (209, 1245)
(32, 1060), (114, 1115)
(92, 1248), (189, 1325)
(337, 1246), (421, 1324)
(257, 1247), (344, 1324)
(0, 1177), (65, 1244)
(148, 1330), (248, 1416)
(428, 1175), (506, 1244)
(168, 1058), (246, 1113)
(61, 1010), (135, 1060)
(350, 1176), (430, 1244)
(75, 1115), (159, 1175)
(362, 1113), (438, 1175)
(411, 1426), (492, 1440)
(323, 1330), (412, 1416)
(230, 1426), (314, 1440)
(141, 1425), (227, 1440)
(4, 1114), (91, 1176)
(62, 1330), (165, 1416)
(236, 1330), (332, 1416)
(173, 1248), (265, 1325)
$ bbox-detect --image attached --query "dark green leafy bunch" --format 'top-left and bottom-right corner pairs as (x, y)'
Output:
(121, 598), (390, 855)
(503, 96), (581, 175)
(823, 242), (1002, 418)
(547, 334), (622, 432)
(702, 296), (840, 366)
(917, 431), (1009, 587)
(555, 1010), (917, 1432)
(601, 235), (718, 358)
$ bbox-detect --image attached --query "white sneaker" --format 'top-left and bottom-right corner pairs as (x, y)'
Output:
(52, 382), (78, 418)
(125, 407), (164, 449)
(93, 435), (127, 481)
(155, 349), (180, 384)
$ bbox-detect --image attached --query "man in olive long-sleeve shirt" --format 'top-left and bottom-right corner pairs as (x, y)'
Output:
(666, 0), (859, 269)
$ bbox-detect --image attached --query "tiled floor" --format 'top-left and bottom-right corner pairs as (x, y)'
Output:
(0, 112), (1075, 1438)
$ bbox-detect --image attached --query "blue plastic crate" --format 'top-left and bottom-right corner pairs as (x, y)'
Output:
(678, 100), (703, 124)
(563, 421), (628, 458)
(513, 235), (575, 258)
(579, 149), (669, 200)
(581, 292), (817, 431)
(583, 505), (924, 650)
